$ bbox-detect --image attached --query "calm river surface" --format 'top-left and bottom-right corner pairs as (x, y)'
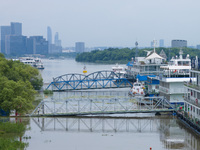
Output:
(24, 58), (200, 150)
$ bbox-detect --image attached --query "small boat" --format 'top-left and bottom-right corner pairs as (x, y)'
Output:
(129, 79), (145, 96)
(34, 58), (44, 69)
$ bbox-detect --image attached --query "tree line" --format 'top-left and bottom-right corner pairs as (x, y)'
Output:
(0, 53), (43, 115)
(75, 47), (200, 63)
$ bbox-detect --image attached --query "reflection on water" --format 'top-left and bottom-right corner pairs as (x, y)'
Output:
(25, 116), (200, 150)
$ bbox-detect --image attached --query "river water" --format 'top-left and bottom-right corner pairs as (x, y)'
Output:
(23, 58), (200, 150)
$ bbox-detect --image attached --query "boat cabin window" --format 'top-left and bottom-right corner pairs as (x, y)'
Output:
(177, 61), (189, 66)
(183, 61), (189, 66)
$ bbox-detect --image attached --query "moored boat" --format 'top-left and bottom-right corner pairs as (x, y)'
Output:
(129, 79), (145, 96)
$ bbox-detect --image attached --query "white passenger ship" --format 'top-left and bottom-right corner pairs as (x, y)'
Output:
(156, 50), (196, 105)
(126, 40), (167, 80)
(19, 57), (44, 69)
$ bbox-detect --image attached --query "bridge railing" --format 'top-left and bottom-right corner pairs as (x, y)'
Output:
(30, 96), (175, 117)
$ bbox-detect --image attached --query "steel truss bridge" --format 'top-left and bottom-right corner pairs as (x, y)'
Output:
(32, 117), (176, 133)
(30, 96), (175, 117)
(46, 70), (133, 91)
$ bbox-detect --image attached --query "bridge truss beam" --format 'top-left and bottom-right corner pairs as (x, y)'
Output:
(46, 71), (133, 91)
(30, 97), (175, 117)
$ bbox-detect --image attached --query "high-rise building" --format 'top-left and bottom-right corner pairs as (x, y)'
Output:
(27, 36), (48, 55)
(54, 32), (61, 47)
(171, 40), (187, 48)
(11, 22), (22, 35)
(5, 35), (27, 55)
(197, 45), (200, 50)
(75, 42), (85, 53)
(0, 26), (11, 53)
(159, 39), (164, 47)
(47, 26), (52, 45)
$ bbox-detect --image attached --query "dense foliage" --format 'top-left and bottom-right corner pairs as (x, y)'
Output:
(0, 54), (43, 115)
(0, 122), (27, 150)
(75, 47), (200, 63)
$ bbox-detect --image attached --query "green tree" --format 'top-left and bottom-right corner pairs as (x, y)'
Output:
(0, 53), (43, 115)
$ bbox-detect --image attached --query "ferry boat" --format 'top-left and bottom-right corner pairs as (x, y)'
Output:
(129, 79), (145, 96)
(112, 63), (126, 77)
(156, 50), (196, 105)
(19, 57), (44, 69)
(126, 40), (167, 81)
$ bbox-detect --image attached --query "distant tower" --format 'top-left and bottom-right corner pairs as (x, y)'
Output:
(54, 32), (61, 47)
(47, 26), (52, 45)
(54, 32), (58, 45)
(159, 39), (164, 47)
(75, 42), (85, 53)
(135, 41), (138, 57)
(11, 22), (22, 35)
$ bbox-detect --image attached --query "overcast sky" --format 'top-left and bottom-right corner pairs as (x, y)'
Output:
(0, 0), (200, 47)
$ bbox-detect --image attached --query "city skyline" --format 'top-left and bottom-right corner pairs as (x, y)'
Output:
(0, 0), (200, 47)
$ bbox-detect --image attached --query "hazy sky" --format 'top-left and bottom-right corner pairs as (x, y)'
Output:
(1, 0), (200, 47)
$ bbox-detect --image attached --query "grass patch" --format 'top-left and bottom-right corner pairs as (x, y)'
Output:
(43, 89), (53, 95)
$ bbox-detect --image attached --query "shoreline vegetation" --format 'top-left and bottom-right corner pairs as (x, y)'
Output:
(0, 53), (43, 116)
(75, 47), (200, 64)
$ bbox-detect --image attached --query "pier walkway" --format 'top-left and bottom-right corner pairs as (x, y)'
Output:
(45, 70), (133, 91)
(30, 96), (175, 117)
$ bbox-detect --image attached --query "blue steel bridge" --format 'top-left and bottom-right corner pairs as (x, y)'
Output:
(46, 70), (133, 91)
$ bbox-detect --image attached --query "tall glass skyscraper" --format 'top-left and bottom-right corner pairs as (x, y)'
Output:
(0, 26), (11, 53)
(11, 22), (22, 35)
(47, 26), (52, 45)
